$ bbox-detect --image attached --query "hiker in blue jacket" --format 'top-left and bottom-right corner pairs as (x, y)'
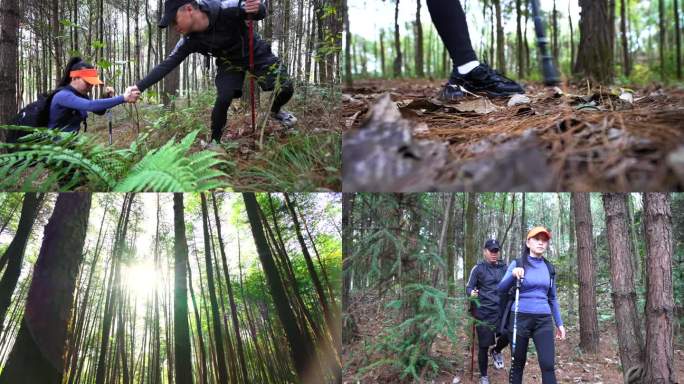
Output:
(497, 226), (567, 384)
(49, 57), (140, 133)
(466, 239), (510, 384)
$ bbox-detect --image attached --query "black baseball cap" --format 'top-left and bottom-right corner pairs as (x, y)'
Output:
(159, 0), (194, 28)
(484, 239), (500, 252)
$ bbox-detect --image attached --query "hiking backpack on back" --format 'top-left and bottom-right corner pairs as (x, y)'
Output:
(5, 91), (60, 144)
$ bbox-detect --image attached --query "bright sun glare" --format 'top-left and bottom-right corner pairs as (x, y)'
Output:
(121, 261), (163, 300)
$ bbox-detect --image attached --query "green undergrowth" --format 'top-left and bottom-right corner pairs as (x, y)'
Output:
(227, 131), (341, 191)
(0, 127), (228, 191)
(2, 84), (341, 191)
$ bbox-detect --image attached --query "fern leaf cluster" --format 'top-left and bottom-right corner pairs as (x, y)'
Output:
(0, 125), (229, 191)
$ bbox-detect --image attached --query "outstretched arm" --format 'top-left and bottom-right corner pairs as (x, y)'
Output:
(53, 91), (125, 112)
(92, 86), (119, 115)
(136, 37), (194, 92)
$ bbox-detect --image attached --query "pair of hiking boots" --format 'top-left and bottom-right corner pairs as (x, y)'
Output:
(441, 63), (524, 101)
(479, 348), (505, 384)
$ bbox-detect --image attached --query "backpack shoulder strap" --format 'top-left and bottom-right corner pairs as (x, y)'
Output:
(543, 258), (556, 298)
(515, 257), (524, 271)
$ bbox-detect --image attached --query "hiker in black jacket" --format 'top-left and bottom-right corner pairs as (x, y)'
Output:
(133, 0), (296, 152)
(466, 239), (510, 384)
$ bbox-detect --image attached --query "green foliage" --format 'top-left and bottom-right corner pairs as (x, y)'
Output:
(231, 131), (340, 191)
(115, 131), (228, 191)
(360, 283), (463, 381)
(0, 126), (229, 191)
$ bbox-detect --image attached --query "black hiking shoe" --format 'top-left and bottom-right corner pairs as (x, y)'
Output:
(449, 63), (524, 97)
(440, 83), (466, 102)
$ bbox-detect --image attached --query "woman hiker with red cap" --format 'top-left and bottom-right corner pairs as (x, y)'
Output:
(497, 226), (566, 384)
(48, 57), (140, 133)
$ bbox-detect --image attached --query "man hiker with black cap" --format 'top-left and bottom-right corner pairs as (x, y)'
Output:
(132, 0), (296, 152)
(426, 0), (524, 101)
(466, 239), (510, 384)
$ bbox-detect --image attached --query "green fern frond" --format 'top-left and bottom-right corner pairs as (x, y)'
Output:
(114, 130), (230, 192)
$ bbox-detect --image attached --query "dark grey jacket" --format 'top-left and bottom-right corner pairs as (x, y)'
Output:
(466, 260), (507, 321)
(137, 0), (268, 92)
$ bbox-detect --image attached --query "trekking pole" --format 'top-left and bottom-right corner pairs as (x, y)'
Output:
(134, 104), (140, 135)
(529, 0), (560, 86)
(470, 321), (475, 380)
(248, 16), (257, 136)
(511, 277), (523, 376)
(107, 109), (113, 145)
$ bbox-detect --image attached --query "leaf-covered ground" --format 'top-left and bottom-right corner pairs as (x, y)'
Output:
(88, 86), (342, 191)
(343, 79), (684, 191)
(343, 292), (684, 383)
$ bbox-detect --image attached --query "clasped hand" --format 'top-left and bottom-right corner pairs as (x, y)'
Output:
(104, 86), (140, 103)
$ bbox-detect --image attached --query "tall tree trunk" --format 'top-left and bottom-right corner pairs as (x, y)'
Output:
(568, 1), (575, 71)
(163, 28), (181, 107)
(344, 0), (352, 86)
(552, 0), (559, 65)
(52, 0), (63, 81)
(464, 193), (478, 290)
(415, 0), (424, 77)
(659, 0), (666, 80)
(173, 193), (193, 384)
(0, 0), (19, 129)
(199, 193), (229, 384)
(95, 194), (134, 384)
(210, 192), (249, 383)
(620, 0), (631, 77)
(243, 193), (324, 384)
(574, 0), (614, 83)
(393, 0), (402, 77)
(520, 193), (526, 246)
(572, 192), (600, 353)
(342, 193), (357, 344)
(0, 193), (91, 384)
(602, 193), (645, 381)
(675, 0), (682, 79)
(642, 193), (675, 383)
(443, 194), (456, 297)
(379, 30), (386, 77)
(0, 193), (42, 331)
(283, 194), (338, 349)
(494, 0), (505, 73)
(516, 0), (524, 78)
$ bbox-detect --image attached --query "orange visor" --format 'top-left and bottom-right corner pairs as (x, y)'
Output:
(527, 226), (551, 240)
(70, 68), (103, 85)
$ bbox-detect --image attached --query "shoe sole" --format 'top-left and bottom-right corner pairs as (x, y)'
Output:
(454, 83), (524, 98)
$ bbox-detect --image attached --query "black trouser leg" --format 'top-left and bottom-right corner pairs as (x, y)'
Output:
(494, 333), (510, 353)
(478, 345), (489, 377)
(212, 69), (240, 143)
(509, 317), (530, 384)
(532, 317), (557, 384)
(211, 95), (233, 143)
(425, 0), (478, 67)
(270, 81), (294, 113)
